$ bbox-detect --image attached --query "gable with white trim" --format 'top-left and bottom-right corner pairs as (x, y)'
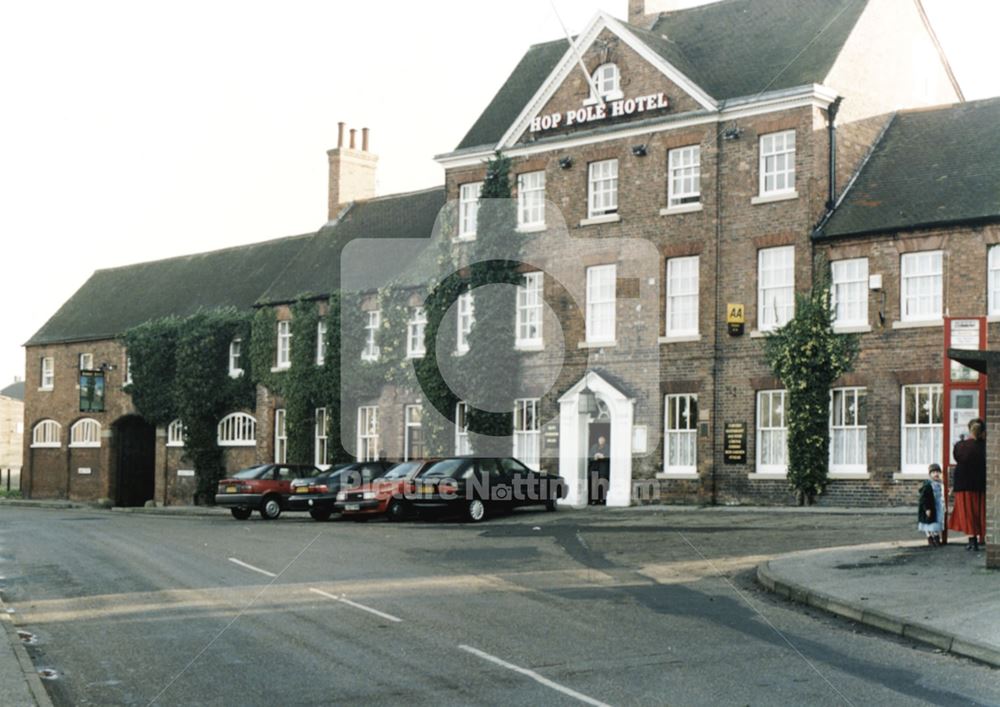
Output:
(502, 12), (716, 149)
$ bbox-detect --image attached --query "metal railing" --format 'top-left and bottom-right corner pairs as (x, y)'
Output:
(1, 467), (21, 493)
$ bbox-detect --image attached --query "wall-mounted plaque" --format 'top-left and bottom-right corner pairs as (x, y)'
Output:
(724, 422), (747, 464)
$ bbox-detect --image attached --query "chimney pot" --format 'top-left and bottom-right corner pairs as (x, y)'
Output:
(337, 122), (345, 149)
(362, 127), (370, 152)
(349, 129), (357, 150)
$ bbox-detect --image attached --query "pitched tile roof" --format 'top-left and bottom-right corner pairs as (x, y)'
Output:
(27, 187), (446, 346)
(819, 97), (1000, 239)
(258, 187), (446, 303)
(0, 381), (25, 401)
(455, 0), (868, 150)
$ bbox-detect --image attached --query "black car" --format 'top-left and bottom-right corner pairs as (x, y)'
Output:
(407, 457), (567, 522)
(286, 461), (397, 521)
(215, 463), (322, 520)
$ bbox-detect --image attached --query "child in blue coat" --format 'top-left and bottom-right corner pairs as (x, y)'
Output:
(917, 463), (944, 546)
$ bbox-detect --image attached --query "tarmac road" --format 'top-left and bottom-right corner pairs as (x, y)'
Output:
(0, 505), (998, 706)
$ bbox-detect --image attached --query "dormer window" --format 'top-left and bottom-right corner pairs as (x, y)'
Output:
(591, 63), (622, 102)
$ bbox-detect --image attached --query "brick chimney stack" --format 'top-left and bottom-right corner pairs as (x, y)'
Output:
(629, 0), (725, 25)
(327, 121), (378, 220)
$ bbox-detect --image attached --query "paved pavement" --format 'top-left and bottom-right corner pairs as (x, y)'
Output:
(758, 539), (1000, 668)
(1, 504), (999, 706)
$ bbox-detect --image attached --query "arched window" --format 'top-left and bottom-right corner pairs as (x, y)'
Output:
(167, 419), (185, 447)
(69, 418), (101, 448)
(591, 63), (621, 101)
(31, 420), (62, 448)
(217, 412), (256, 446)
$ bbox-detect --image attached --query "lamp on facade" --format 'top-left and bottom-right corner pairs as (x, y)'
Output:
(559, 156), (573, 170)
(578, 374), (599, 416)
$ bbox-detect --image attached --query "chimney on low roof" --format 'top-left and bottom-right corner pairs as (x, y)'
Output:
(327, 122), (378, 221)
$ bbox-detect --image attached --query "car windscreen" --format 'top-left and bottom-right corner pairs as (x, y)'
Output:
(231, 465), (271, 480)
(421, 459), (469, 479)
(381, 462), (420, 480)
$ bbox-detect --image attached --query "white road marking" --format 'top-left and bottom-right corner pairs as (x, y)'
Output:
(458, 644), (612, 707)
(227, 557), (277, 578)
(309, 588), (403, 623)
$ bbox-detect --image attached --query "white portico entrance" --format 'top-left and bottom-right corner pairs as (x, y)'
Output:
(558, 371), (635, 508)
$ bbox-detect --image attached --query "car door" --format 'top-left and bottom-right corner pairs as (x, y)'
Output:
(479, 458), (514, 510)
(500, 457), (538, 507)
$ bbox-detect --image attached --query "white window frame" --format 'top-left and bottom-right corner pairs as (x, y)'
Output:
(458, 182), (482, 240)
(362, 310), (381, 362)
(758, 246), (795, 332)
(900, 251), (943, 323)
(831, 259), (869, 328)
(513, 398), (541, 470)
(664, 394), (698, 475)
(217, 412), (257, 447)
(989, 246), (1000, 316)
(316, 321), (328, 366)
(516, 272), (544, 348)
(759, 130), (796, 196)
(586, 264), (616, 344)
(404, 404), (424, 462)
(31, 420), (61, 448)
(665, 256), (699, 338)
(455, 402), (472, 455)
(588, 159), (618, 218)
(590, 62), (622, 101)
(274, 409), (287, 463)
(69, 418), (101, 448)
(40, 357), (54, 390)
(229, 339), (244, 378)
(357, 406), (379, 462)
(124, 353), (133, 385)
(830, 388), (867, 474)
(407, 307), (427, 359)
(456, 292), (475, 354)
(78, 353), (94, 371)
(276, 321), (292, 370)
(167, 419), (185, 448)
(667, 145), (701, 207)
(901, 384), (943, 474)
(314, 407), (329, 469)
(756, 390), (788, 475)
(517, 171), (546, 229)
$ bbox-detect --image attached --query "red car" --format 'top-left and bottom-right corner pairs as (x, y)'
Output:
(215, 463), (321, 520)
(335, 460), (436, 521)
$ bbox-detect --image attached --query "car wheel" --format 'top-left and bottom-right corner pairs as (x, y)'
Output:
(467, 499), (486, 523)
(545, 497), (558, 512)
(230, 507), (252, 520)
(260, 496), (282, 520)
(309, 508), (332, 522)
(386, 500), (407, 522)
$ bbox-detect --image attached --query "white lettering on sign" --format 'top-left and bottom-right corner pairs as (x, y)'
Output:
(531, 93), (670, 133)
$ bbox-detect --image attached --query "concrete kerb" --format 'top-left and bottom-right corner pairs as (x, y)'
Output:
(0, 593), (54, 707)
(756, 559), (1000, 669)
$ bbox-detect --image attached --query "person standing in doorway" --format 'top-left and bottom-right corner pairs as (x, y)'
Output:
(588, 435), (610, 505)
(949, 418), (987, 551)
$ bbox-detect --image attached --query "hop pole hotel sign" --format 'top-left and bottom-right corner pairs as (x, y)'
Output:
(530, 92), (671, 133)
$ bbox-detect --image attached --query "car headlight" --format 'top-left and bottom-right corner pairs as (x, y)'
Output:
(363, 491), (377, 500)
(335, 491), (346, 502)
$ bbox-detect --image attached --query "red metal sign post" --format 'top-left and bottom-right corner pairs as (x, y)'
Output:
(942, 317), (987, 544)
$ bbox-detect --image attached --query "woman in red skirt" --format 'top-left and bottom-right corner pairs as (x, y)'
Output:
(949, 418), (987, 551)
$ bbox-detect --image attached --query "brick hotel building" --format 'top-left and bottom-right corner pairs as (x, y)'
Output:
(21, 0), (1000, 517)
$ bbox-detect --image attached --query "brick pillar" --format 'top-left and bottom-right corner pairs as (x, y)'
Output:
(987, 372), (999, 568)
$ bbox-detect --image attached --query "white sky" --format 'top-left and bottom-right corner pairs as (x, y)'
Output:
(1, 0), (998, 385)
